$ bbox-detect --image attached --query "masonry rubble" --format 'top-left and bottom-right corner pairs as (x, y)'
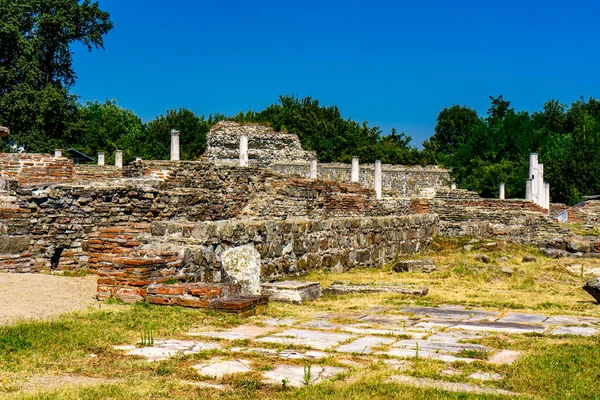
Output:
(0, 125), (592, 306)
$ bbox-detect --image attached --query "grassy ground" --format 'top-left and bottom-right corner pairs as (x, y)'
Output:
(1, 237), (599, 399)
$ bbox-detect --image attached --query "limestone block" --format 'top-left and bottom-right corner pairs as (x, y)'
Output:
(325, 282), (428, 296)
(221, 244), (261, 295)
(392, 258), (436, 273)
(567, 239), (592, 253)
(583, 277), (600, 303)
(261, 281), (323, 304)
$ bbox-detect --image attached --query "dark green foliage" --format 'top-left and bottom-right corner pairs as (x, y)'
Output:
(140, 109), (224, 161)
(433, 95), (600, 205)
(71, 99), (143, 164)
(0, 0), (113, 152)
(234, 95), (424, 165)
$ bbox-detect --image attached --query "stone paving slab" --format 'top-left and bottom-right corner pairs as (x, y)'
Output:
(261, 317), (298, 326)
(401, 306), (498, 321)
(550, 326), (598, 336)
(229, 347), (328, 360)
(341, 325), (429, 338)
(487, 350), (522, 365)
(496, 313), (548, 324)
(393, 339), (491, 354)
(544, 315), (599, 326)
(335, 336), (396, 354)
(426, 331), (485, 343)
(468, 372), (503, 381)
(255, 329), (355, 350)
(390, 375), (519, 396)
(452, 320), (547, 334)
(382, 348), (476, 363)
(358, 314), (410, 325)
(262, 365), (346, 387)
(119, 340), (222, 362)
(193, 359), (253, 378)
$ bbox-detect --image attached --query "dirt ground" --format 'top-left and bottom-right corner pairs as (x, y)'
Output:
(0, 273), (98, 326)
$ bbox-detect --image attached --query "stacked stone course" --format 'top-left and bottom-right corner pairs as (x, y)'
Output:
(0, 153), (73, 186)
(205, 121), (316, 167)
(271, 162), (451, 198)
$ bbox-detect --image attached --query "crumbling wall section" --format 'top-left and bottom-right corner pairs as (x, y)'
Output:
(150, 214), (438, 279)
(204, 121), (316, 167)
(431, 198), (568, 238)
(73, 164), (123, 183)
(0, 153), (73, 186)
(0, 192), (32, 272)
(270, 162), (451, 197)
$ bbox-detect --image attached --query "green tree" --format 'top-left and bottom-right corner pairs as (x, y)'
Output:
(141, 109), (220, 161)
(72, 99), (143, 164)
(0, 0), (112, 152)
(429, 104), (480, 156)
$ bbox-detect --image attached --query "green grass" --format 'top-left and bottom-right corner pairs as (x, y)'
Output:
(2, 239), (600, 399)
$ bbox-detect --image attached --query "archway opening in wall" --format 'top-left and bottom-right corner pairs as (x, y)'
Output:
(51, 247), (64, 270)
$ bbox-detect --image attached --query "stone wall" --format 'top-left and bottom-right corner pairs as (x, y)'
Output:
(91, 214), (437, 301)
(431, 198), (568, 239)
(563, 200), (600, 225)
(0, 193), (31, 272)
(270, 162), (451, 197)
(239, 178), (413, 220)
(73, 164), (123, 183)
(0, 153), (73, 186)
(204, 121), (316, 167)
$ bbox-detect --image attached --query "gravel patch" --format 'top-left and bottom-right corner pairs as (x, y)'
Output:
(0, 273), (98, 325)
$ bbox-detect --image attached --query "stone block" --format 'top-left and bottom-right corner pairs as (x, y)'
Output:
(325, 282), (428, 296)
(392, 258), (436, 273)
(261, 281), (323, 304)
(583, 277), (600, 303)
(221, 244), (261, 295)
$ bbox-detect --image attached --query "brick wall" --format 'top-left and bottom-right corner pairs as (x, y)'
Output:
(0, 153), (73, 186)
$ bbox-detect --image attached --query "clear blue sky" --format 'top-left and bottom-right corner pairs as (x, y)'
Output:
(72, 0), (600, 146)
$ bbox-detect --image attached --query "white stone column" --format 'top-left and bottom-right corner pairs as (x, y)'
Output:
(54, 149), (62, 158)
(537, 164), (545, 209)
(97, 152), (105, 166)
(529, 153), (539, 204)
(451, 183), (457, 190)
(374, 160), (382, 200)
(545, 183), (550, 210)
(309, 160), (318, 179)
(239, 134), (248, 167)
(351, 157), (359, 182)
(115, 150), (123, 168)
(170, 129), (180, 161)
(499, 183), (505, 200)
(526, 179), (532, 201)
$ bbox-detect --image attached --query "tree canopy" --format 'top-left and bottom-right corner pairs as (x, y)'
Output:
(0, 0), (112, 152)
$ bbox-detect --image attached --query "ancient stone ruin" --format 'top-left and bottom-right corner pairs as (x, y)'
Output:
(1, 122), (598, 309)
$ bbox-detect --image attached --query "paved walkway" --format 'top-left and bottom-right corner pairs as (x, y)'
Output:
(115, 305), (599, 395)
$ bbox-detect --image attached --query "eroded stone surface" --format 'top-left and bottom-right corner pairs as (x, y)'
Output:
(256, 329), (355, 350)
(487, 350), (522, 365)
(335, 336), (396, 354)
(193, 359), (253, 378)
(221, 244), (261, 296)
(390, 375), (519, 396)
(123, 340), (221, 362)
(262, 365), (346, 387)
(496, 313), (548, 324)
(261, 281), (323, 303)
(550, 326), (598, 336)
